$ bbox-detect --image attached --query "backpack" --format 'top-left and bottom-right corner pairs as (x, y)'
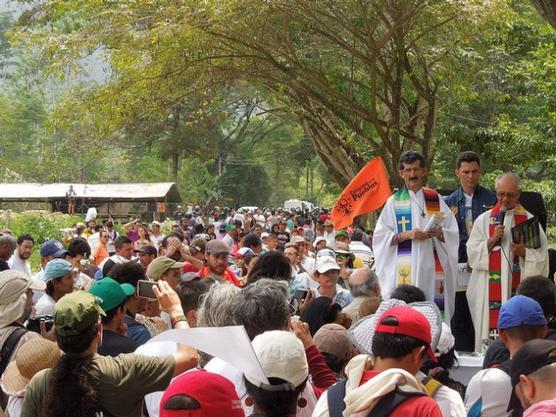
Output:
(327, 379), (426, 417)
(421, 376), (443, 397)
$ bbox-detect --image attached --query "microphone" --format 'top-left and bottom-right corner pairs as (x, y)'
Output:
(499, 205), (507, 226)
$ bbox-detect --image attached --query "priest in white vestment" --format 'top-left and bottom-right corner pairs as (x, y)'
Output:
(466, 173), (548, 352)
(373, 151), (459, 322)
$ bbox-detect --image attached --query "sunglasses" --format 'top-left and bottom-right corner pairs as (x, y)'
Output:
(336, 253), (350, 259)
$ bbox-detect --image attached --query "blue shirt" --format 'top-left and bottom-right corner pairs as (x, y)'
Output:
(124, 315), (151, 345)
(444, 186), (496, 263)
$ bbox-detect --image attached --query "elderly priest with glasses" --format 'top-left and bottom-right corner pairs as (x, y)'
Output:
(466, 172), (548, 352)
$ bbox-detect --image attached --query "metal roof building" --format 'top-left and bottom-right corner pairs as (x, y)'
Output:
(0, 182), (181, 202)
(0, 183), (182, 219)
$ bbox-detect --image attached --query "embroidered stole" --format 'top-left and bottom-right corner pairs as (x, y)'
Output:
(394, 188), (445, 311)
(394, 187), (413, 285)
(487, 203), (528, 330)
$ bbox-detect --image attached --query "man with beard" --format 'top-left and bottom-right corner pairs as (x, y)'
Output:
(373, 150), (459, 321)
(8, 234), (34, 277)
(198, 240), (241, 286)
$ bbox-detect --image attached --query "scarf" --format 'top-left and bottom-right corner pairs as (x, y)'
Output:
(342, 355), (426, 417)
(488, 203), (528, 330)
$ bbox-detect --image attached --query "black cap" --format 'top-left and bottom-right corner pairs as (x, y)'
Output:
(133, 246), (157, 256)
(508, 339), (556, 411)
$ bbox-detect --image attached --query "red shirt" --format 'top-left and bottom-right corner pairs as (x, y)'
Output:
(358, 371), (442, 417)
(198, 265), (242, 286)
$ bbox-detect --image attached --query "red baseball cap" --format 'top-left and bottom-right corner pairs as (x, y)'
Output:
(375, 306), (436, 361)
(160, 370), (244, 417)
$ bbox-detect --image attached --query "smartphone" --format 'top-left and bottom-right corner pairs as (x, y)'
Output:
(137, 280), (157, 299)
(293, 288), (309, 300)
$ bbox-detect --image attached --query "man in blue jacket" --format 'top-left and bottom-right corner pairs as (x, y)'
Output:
(445, 151), (496, 351)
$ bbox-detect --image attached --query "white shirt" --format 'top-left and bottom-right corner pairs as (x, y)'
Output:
(300, 255), (315, 276)
(8, 252), (32, 277)
(417, 371), (466, 417)
(98, 254), (130, 271)
(464, 367), (511, 417)
(150, 234), (165, 249)
(35, 293), (56, 316)
(32, 270), (45, 302)
(205, 357), (317, 417)
(88, 232), (100, 251)
(74, 272), (93, 291)
(222, 234), (235, 252)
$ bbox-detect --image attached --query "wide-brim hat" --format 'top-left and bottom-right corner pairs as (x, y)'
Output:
(1, 338), (61, 395)
(334, 242), (355, 261)
(348, 299), (441, 358)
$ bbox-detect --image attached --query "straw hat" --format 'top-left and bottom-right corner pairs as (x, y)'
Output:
(1, 338), (61, 395)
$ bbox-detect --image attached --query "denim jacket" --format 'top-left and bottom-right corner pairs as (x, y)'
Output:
(444, 186), (497, 263)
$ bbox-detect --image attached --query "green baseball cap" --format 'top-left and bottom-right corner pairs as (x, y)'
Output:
(54, 291), (106, 336)
(89, 278), (135, 312)
(146, 256), (184, 281)
(335, 230), (350, 240)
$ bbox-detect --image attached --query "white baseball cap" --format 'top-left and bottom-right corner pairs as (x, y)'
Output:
(313, 236), (327, 246)
(245, 330), (308, 390)
(315, 256), (340, 274)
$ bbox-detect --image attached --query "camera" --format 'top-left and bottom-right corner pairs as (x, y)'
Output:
(26, 315), (54, 334)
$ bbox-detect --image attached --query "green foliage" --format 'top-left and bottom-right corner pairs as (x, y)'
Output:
(217, 163), (270, 207)
(0, 0), (555, 217)
(0, 211), (82, 244)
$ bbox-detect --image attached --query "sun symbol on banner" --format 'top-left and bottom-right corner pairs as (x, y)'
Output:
(335, 196), (353, 216)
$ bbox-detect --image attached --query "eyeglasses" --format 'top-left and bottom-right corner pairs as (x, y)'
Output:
(496, 192), (518, 199)
(336, 253), (350, 260)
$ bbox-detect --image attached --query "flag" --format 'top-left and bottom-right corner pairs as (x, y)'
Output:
(330, 156), (392, 230)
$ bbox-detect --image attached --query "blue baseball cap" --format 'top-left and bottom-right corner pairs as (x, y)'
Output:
(40, 240), (69, 258)
(44, 259), (75, 281)
(497, 295), (547, 330)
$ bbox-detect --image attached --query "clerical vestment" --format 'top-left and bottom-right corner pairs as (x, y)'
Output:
(466, 206), (548, 352)
(373, 187), (459, 321)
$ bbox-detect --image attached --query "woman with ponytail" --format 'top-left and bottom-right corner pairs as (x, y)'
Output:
(21, 282), (198, 417)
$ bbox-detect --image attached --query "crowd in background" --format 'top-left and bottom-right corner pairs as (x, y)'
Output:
(0, 152), (555, 417)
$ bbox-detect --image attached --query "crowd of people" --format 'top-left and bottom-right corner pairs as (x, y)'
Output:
(0, 150), (555, 417)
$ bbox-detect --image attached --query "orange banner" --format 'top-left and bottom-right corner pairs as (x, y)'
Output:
(331, 157), (392, 230)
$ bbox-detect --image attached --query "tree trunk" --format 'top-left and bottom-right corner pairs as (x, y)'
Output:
(531, 0), (556, 29)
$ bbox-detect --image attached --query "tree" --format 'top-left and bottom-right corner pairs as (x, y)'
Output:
(431, 2), (556, 214)
(11, 0), (510, 188)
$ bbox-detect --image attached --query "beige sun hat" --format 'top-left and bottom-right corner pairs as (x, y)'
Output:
(1, 338), (61, 396)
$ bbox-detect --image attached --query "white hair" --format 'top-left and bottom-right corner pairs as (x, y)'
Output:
(495, 172), (521, 190)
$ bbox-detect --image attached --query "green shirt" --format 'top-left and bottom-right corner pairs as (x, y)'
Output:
(21, 353), (175, 417)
